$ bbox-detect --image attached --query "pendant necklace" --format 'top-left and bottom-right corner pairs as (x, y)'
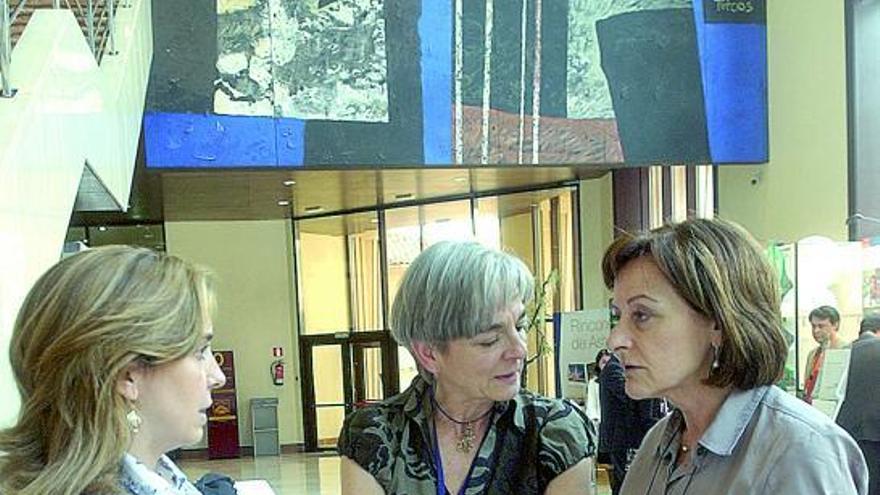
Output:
(432, 396), (494, 453)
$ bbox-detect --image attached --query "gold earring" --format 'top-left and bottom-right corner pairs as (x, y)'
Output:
(126, 409), (142, 433)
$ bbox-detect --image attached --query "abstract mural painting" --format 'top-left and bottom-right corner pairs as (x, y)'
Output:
(144, 0), (768, 168)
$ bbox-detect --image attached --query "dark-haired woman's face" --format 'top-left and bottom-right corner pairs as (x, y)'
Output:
(606, 257), (719, 402)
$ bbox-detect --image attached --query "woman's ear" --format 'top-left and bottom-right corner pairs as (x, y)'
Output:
(115, 362), (142, 402)
(409, 340), (441, 375)
(710, 321), (723, 348)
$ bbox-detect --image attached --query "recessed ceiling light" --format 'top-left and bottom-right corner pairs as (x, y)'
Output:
(98, 226), (107, 232)
(304, 205), (324, 213)
(370, 218), (379, 224)
(453, 177), (467, 183)
(277, 200), (291, 206)
(283, 180), (296, 186)
(395, 193), (415, 201)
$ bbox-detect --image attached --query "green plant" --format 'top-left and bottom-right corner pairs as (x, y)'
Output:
(524, 269), (559, 367)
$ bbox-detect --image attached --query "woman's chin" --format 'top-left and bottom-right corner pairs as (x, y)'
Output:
(624, 383), (649, 400)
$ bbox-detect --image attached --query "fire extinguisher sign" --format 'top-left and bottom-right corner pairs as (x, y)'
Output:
(272, 346), (283, 358)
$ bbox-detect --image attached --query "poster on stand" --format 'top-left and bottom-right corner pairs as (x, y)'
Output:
(554, 309), (610, 404)
(813, 348), (851, 420)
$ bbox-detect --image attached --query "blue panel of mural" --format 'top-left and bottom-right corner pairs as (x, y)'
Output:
(144, 0), (767, 168)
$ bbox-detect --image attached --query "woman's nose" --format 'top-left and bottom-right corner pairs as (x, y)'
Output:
(207, 358), (227, 389)
(606, 323), (629, 353)
(506, 329), (527, 360)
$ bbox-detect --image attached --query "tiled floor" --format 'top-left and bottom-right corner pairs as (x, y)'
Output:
(178, 453), (612, 494)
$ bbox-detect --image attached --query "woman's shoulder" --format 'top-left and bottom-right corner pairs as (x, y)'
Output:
(339, 393), (412, 444)
(511, 390), (594, 440)
(758, 385), (846, 436)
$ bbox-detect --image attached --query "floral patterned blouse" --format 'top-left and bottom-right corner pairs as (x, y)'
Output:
(119, 453), (201, 495)
(338, 376), (596, 494)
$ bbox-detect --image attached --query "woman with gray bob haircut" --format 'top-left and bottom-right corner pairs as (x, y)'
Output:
(339, 240), (595, 494)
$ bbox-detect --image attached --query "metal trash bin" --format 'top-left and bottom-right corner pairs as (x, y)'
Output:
(250, 398), (280, 456)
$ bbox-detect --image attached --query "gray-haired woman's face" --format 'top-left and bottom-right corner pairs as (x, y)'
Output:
(430, 301), (528, 402)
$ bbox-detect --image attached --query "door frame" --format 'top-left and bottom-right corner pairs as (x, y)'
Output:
(299, 330), (399, 451)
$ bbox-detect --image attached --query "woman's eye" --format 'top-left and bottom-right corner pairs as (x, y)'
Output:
(196, 345), (211, 359)
(632, 311), (651, 323)
(479, 339), (499, 347)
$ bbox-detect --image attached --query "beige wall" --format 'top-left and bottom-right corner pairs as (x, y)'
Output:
(165, 220), (304, 447)
(579, 175), (614, 310)
(718, 0), (848, 243)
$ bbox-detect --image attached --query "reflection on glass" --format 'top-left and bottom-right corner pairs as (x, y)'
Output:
(316, 406), (346, 448)
(299, 212), (382, 334)
(312, 346), (344, 405)
(299, 216), (351, 334)
(385, 200), (473, 388)
(398, 346), (419, 391)
(490, 187), (578, 395)
(360, 345), (384, 402)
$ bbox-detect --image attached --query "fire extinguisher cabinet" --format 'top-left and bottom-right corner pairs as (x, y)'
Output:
(251, 398), (280, 456)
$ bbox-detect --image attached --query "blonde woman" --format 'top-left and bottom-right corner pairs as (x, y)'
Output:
(0, 246), (226, 495)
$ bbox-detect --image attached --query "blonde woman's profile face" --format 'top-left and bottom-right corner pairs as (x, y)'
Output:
(133, 326), (227, 452)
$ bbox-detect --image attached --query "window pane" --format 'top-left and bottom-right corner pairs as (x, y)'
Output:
(298, 212), (382, 334)
(384, 200), (473, 317)
(299, 215), (351, 334)
(347, 213), (382, 331)
(316, 406), (346, 449)
(312, 345), (344, 405)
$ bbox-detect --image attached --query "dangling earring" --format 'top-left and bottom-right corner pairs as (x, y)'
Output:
(126, 408), (143, 434)
(711, 343), (721, 371)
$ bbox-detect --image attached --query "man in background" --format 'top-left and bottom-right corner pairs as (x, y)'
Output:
(803, 305), (845, 403)
(837, 315), (880, 495)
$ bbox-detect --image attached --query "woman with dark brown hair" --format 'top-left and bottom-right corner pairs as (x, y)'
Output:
(603, 218), (867, 494)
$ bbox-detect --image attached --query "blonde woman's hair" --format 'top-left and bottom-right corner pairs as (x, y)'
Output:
(0, 245), (215, 495)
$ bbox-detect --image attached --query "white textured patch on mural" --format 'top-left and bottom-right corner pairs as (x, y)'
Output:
(215, 0), (274, 116)
(216, 0), (389, 122)
(567, 0), (691, 119)
(271, 0), (389, 122)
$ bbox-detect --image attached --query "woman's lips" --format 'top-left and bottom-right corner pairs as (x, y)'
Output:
(495, 371), (519, 383)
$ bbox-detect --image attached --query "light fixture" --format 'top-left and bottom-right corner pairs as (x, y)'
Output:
(370, 218), (379, 224)
(453, 177), (467, 183)
(277, 200), (291, 206)
(98, 226), (107, 232)
(395, 193), (415, 201)
(283, 180), (296, 186)
(304, 205), (323, 213)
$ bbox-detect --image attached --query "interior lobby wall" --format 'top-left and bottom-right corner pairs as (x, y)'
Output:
(717, 0), (848, 243)
(165, 220), (304, 447)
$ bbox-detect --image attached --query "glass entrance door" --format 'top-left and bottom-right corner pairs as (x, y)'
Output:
(300, 331), (398, 451)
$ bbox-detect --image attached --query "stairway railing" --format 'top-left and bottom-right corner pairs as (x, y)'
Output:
(1, 0), (120, 98)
